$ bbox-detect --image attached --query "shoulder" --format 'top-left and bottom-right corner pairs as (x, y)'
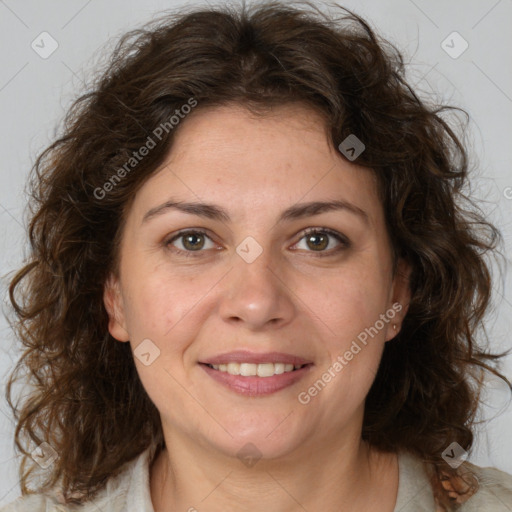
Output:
(0, 491), (129, 512)
(0, 477), (132, 512)
(0, 488), (127, 512)
(456, 461), (512, 511)
(0, 493), (74, 512)
(396, 451), (512, 512)
(0, 446), (154, 512)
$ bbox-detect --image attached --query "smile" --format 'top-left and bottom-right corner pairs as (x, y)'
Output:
(207, 362), (306, 377)
(199, 362), (313, 396)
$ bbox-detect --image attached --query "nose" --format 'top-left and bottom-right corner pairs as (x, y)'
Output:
(218, 244), (296, 330)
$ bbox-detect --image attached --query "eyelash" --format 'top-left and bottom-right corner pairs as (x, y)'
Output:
(164, 227), (350, 258)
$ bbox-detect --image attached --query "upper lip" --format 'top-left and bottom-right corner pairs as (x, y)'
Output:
(200, 350), (313, 366)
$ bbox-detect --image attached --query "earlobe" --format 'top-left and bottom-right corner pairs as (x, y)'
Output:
(103, 274), (130, 342)
(385, 258), (412, 342)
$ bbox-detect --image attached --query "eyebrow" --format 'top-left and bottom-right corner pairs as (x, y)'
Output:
(142, 198), (370, 226)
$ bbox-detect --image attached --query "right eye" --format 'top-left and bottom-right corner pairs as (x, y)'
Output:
(164, 229), (220, 257)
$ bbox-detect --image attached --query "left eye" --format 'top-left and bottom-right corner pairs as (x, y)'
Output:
(293, 228), (349, 254)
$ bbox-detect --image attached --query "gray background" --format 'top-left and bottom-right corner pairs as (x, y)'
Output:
(1, 0), (511, 505)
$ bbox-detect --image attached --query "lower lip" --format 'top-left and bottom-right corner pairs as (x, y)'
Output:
(199, 363), (313, 396)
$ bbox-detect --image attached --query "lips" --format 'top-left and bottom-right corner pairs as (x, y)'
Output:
(200, 363), (312, 396)
(200, 350), (313, 366)
(198, 350), (314, 396)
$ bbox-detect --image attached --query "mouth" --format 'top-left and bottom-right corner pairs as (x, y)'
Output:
(200, 350), (312, 367)
(198, 351), (314, 396)
(202, 362), (311, 377)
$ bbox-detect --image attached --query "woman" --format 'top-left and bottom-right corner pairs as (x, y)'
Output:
(3, 1), (512, 511)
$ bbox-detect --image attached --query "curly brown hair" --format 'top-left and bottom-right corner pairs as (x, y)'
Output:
(5, 1), (510, 510)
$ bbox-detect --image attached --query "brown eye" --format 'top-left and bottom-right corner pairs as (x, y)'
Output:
(305, 232), (329, 251)
(166, 229), (216, 256)
(181, 232), (206, 251)
(293, 228), (350, 255)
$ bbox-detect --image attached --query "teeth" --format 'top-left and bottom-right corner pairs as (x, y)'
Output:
(209, 362), (303, 377)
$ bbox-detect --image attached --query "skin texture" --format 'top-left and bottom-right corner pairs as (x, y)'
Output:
(104, 103), (411, 511)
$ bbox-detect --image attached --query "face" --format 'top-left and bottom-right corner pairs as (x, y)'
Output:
(104, 103), (410, 461)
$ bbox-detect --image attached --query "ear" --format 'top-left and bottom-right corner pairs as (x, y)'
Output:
(103, 274), (130, 342)
(385, 258), (412, 342)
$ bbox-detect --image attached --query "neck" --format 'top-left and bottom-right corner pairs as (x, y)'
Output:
(150, 428), (399, 512)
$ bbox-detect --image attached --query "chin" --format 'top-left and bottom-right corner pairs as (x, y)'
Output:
(206, 416), (308, 462)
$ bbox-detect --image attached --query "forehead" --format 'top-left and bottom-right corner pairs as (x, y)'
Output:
(129, 103), (382, 227)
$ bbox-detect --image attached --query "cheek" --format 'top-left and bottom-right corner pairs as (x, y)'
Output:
(300, 264), (390, 344)
(121, 268), (219, 362)
(317, 267), (391, 400)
